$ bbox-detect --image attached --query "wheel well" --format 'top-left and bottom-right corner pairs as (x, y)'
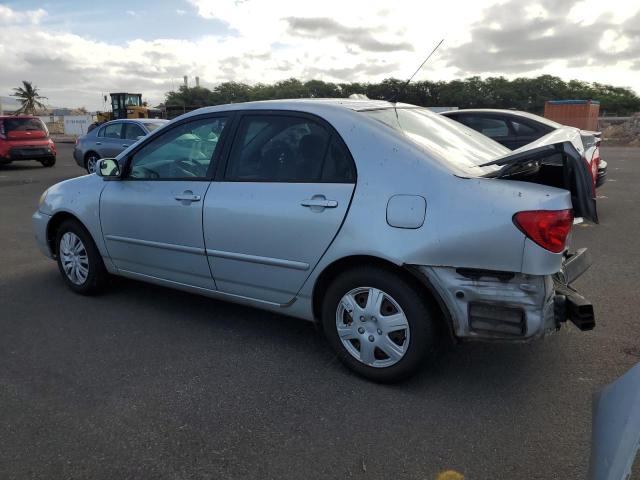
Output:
(311, 255), (454, 338)
(46, 212), (86, 257)
(84, 151), (99, 163)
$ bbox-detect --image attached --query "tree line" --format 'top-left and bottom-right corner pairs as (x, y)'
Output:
(164, 75), (640, 116)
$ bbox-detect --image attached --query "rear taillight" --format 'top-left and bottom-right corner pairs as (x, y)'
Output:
(513, 209), (574, 253)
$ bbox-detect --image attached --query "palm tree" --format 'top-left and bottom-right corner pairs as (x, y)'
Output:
(11, 81), (48, 115)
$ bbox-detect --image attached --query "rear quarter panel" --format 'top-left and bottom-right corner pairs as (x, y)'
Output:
(295, 109), (573, 300)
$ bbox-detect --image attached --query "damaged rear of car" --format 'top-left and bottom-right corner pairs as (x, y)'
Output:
(357, 106), (596, 344)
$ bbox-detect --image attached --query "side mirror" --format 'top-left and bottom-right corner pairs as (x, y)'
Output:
(96, 158), (121, 178)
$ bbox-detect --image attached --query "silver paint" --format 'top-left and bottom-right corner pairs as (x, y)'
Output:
(33, 99), (581, 340)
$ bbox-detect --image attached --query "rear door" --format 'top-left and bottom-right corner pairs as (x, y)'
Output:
(203, 112), (356, 304)
(122, 121), (146, 147)
(96, 122), (127, 158)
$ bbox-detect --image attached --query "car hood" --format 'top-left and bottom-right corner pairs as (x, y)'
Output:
(480, 127), (598, 223)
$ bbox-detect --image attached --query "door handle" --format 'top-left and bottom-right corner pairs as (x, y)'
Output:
(301, 196), (338, 209)
(122, 144), (129, 148)
(174, 191), (201, 203)
(95, 142), (102, 145)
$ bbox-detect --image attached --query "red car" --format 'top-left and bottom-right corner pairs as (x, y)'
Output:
(0, 115), (57, 167)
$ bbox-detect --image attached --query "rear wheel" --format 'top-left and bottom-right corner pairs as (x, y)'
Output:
(55, 219), (108, 295)
(321, 266), (437, 382)
(85, 152), (100, 174)
(40, 157), (56, 167)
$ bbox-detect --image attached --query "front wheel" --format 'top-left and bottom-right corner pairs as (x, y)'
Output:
(321, 266), (437, 382)
(55, 219), (108, 295)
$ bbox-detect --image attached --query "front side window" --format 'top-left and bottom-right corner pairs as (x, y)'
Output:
(123, 123), (145, 140)
(128, 116), (227, 180)
(226, 115), (353, 183)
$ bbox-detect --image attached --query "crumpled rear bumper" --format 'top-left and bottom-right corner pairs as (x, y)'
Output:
(553, 248), (595, 331)
(414, 248), (594, 341)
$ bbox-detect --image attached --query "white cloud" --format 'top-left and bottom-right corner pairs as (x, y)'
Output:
(0, 5), (46, 24)
(0, 1), (638, 110)
(176, 9), (187, 15)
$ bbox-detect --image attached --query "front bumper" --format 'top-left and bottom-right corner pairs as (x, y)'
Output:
(32, 210), (53, 258)
(416, 249), (594, 341)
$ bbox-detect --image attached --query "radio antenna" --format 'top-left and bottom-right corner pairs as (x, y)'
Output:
(391, 38), (444, 104)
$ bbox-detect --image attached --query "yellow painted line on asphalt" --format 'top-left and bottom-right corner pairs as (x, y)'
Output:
(436, 470), (464, 480)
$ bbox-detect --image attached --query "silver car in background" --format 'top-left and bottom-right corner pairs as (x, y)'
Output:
(73, 118), (168, 173)
(33, 99), (596, 382)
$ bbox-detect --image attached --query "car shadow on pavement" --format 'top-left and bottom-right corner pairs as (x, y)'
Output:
(106, 275), (543, 392)
(7, 265), (545, 400)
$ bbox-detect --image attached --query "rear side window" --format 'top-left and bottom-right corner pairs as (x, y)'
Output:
(510, 120), (537, 135)
(123, 123), (145, 140)
(461, 117), (510, 137)
(145, 122), (166, 132)
(322, 139), (356, 182)
(99, 123), (122, 139)
(226, 115), (354, 183)
(3, 117), (47, 133)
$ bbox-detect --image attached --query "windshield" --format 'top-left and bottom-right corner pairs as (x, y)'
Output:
(145, 122), (167, 132)
(363, 107), (507, 176)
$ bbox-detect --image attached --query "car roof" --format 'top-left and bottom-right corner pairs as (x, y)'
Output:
(180, 98), (412, 119)
(442, 108), (563, 129)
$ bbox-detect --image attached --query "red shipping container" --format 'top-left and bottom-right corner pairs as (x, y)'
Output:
(544, 100), (600, 131)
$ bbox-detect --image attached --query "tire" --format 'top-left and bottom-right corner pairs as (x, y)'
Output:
(40, 156), (56, 167)
(84, 152), (100, 174)
(55, 219), (108, 295)
(321, 266), (437, 383)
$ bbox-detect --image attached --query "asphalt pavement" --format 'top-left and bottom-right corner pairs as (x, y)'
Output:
(1, 144), (639, 479)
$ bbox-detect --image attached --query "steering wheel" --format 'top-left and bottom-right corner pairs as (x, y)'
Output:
(176, 158), (203, 177)
(135, 166), (160, 179)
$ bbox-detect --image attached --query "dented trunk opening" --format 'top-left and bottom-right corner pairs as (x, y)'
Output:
(481, 140), (598, 223)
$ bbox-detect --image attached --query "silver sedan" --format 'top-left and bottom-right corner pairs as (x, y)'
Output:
(73, 118), (168, 173)
(33, 99), (596, 382)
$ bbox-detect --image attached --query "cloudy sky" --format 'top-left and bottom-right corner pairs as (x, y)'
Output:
(1, 0), (639, 110)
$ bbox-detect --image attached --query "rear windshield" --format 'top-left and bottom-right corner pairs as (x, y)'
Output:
(3, 117), (47, 134)
(145, 122), (166, 132)
(362, 107), (507, 176)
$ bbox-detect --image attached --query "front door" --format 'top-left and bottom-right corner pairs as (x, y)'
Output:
(203, 113), (356, 304)
(100, 115), (230, 289)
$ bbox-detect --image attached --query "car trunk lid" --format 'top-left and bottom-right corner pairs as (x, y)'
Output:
(480, 128), (598, 223)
